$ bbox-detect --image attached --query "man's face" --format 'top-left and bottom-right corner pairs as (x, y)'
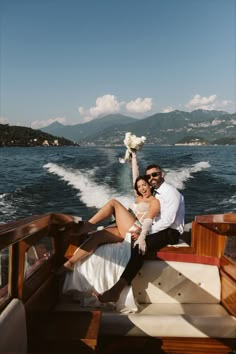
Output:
(145, 167), (163, 189)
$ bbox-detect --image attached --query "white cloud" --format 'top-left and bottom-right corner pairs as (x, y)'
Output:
(221, 100), (233, 108)
(79, 94), (121, 122)
(126, 97), (152, 113)
(90, 94), (120, 116)
(187, 94), (217, 108)
(78, 94), (153, 122)
(0, 117), (9, 124)
(185, 94), (233, 111)
(31, 117), (67, 129)
(78, 106), (85, 115)
(162, 106), (174, 113)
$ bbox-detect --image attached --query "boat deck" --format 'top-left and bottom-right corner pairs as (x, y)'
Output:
(0, 212), (235, 353)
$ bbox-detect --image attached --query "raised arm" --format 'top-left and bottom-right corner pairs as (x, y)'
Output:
(131, 150), (139, 186)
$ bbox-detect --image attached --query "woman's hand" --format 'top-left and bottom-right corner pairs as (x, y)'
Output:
(132, 218), (152, 255)
(133, 236), (147, 255)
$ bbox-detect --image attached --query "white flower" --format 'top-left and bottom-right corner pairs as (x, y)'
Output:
(119, 132), (146, 163)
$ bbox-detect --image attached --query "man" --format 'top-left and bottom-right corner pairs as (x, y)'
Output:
(97, 163), (185, 303)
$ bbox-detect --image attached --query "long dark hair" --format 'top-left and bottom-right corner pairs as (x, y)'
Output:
(134, 175), (150, 196)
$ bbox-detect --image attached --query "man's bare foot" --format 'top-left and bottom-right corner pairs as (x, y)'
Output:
(93, 278), (128, 303)
(64, 260), (74, 271)
(96, 289), (120, 303)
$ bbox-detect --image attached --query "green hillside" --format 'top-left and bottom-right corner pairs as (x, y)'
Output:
(0, 124), (78, 147)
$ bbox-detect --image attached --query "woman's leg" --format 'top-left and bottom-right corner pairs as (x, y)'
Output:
(72, 199), (137, 237)
(64, 225), (123, 269)
(89, 199), (137, 236)
(64, 199), (137, 270)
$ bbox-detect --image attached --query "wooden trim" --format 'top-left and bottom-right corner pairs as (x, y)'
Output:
(195, 213), (236, 224)
(0, 213), (75, 250)
(0, 215), (51, 249)
(195, 213), (236, 236)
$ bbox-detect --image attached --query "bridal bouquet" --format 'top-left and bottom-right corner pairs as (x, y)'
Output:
(119, 132), (146, 164)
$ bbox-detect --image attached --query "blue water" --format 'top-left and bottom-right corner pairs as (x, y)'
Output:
(0, 145), (236, 225)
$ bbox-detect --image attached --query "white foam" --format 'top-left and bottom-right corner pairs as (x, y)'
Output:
(0, 193), (16, 218)
(219, 194), (236, 206)
(44, 163), (134, 210)
(165, 161), (211, 190)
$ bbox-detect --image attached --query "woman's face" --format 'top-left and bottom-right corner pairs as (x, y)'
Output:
(137, 179), (151, 197)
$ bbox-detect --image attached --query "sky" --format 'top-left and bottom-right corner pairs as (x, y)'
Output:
(0, 0), (235, 129)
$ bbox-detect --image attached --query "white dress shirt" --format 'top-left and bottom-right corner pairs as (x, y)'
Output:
(151, 181), (185, 234)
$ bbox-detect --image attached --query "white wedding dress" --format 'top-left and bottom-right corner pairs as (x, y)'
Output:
(62, 202), (151, 313)
(63, 231), (138, 313)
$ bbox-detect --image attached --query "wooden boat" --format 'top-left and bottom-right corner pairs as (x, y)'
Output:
(0, 212), (235, 353)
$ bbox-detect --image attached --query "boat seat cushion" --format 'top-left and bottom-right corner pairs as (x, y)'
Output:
(0, 298), (27, 353)
(132, 261), (221, 304)
(100, 304), (236, 338)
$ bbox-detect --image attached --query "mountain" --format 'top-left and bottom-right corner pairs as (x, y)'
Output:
(0, 124), (78, 147)
(41, 114), (137, 143)
(40, 110), (236, 145)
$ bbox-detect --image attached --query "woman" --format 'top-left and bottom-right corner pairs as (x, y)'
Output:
(64, 174), (160, 270)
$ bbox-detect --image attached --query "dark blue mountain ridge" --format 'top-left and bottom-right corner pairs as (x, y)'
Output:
(41, 114), (137, 142)
(40, 110), (235, 145)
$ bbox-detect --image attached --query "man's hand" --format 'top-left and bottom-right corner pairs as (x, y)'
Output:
(128, 223), (141, 241)
(130, 231), (140, 241)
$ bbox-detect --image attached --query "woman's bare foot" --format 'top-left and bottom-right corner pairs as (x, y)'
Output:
(64, 260), (74, 271)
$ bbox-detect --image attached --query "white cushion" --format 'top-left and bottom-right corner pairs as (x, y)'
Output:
(0, 298), (27, 353)
(127, 313), (236, 338)
(132, 261), (221, 304)
(137, 303), (229, 315)
(100, 303), (236, 338)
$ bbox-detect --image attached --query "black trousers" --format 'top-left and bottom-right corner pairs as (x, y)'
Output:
(121, 228), (180, 285)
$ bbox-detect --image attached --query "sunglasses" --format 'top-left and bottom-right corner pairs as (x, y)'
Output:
(146, 172), (162, 180)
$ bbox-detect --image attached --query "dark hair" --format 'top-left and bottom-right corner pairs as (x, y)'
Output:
(145, 164), (162, 173)
(134, 175), (149, 196)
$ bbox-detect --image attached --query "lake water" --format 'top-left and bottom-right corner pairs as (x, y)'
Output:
(1, 145), (236, 226)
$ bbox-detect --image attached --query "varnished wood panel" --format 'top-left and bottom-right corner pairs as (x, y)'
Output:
(161, 337), (235, 354)
(191, 221), (226, 258)
(221, 269), (236, 316)
(98, 336), (235, 354)
(221, 256), (236, 280)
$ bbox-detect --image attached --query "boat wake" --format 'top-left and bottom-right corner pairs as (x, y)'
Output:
(43, 163), (133, 210)
(165, 161), (211, 190)
(44, 161), (211, 211)
(0, 193), (17, 222)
